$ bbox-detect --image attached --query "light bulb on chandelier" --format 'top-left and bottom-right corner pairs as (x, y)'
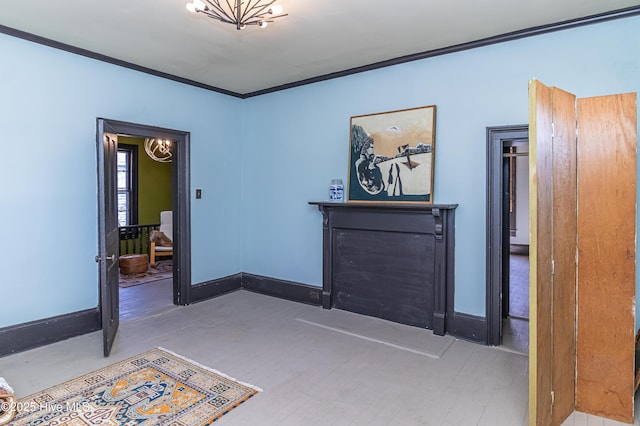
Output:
(185, 0), (287, 30)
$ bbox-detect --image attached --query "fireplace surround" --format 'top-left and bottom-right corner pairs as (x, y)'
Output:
(310, 202), (457, 336)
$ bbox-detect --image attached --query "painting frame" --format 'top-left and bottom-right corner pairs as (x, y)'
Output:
(347, 105), (436, 204)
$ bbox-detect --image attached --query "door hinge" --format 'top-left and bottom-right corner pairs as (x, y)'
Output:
(551, 391), (555, 405)
(551, 122), (555, 138)
(551, 259), (555, 275)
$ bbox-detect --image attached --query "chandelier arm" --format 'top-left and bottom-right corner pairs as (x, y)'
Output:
(198, 5), (233, 24)
(201, 11), (236, 24)
(241, 0), (275, 22)
(205, 0), (236, 24)
(199, 10), (224, 22)
(242, 14), (287, 25)
(243, 20), (269, 26)
(239, 0), (261, 22)
(225, 0), (240, 22)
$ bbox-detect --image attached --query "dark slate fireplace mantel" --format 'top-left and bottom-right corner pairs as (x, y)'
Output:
(309, 202), (457, 336)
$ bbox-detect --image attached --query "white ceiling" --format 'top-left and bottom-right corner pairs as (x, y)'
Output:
(1, 0), (639, 96)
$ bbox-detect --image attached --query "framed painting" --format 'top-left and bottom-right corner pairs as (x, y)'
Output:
(348, 105), (436, 203)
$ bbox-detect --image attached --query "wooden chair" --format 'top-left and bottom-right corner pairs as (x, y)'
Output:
(150, 211), (173, 267)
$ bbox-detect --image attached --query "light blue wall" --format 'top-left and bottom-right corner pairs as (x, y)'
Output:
(0, 34), (243, 328)
(1, 15), (638, 330)
(242, 15), (640, 317)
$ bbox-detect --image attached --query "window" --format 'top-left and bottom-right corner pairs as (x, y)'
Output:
(117, 144), (138, 226)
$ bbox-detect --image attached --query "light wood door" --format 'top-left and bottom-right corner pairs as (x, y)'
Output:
(528, 80), (577, 426)
(575, 93), (637, 423)
(549, 86), (578, 425)
(529, 82), (637, 424)
(529, 79), (554, 426)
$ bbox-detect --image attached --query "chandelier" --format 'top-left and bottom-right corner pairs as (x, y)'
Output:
(145, 138), (173, 163)
(186, 0), (287, 30)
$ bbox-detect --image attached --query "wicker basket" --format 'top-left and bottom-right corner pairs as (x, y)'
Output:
(119, 254), (149, 275)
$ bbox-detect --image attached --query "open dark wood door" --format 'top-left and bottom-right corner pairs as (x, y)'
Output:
(501, 155), (511, 319)
(97, 121), (120, 357)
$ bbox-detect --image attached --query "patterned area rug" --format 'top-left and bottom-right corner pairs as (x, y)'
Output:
(11, 348), (260, 425)
(119, 260), (173, 288)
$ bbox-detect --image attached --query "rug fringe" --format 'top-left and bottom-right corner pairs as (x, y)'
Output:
(156, 347), (263, 392)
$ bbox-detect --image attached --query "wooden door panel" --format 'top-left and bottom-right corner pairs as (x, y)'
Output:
(530, 81), (579, 426)
(550, 87), (577, 426)
(529, 79), (554, 426)
(576, 93), (637, 423)
(529, 84), (636, 425)
(97, 127), (120, 357)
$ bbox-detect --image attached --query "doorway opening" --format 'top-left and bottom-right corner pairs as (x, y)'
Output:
(117, 136), (174, 320)
(97, 118), (191, 356)
(486, 125), (529, 352)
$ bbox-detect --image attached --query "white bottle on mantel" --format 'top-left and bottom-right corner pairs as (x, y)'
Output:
(329, 178), (344, 202)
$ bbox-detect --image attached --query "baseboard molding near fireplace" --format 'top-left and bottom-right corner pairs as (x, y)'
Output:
(240, 273), (487, 344)
(242, 273), (322, 306)
(0, 308), (101, 357)
(190, 273), (242, 304)
(1, 274), (486, 358)
(194, 272), (486, 343)
(446, 312), (487, 344)
(191, 272), (322, 306)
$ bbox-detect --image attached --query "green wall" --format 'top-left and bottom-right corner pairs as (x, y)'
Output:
(120, 136), (172, 225)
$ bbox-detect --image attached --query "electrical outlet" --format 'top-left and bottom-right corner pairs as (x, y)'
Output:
(310, 291), (320, 300)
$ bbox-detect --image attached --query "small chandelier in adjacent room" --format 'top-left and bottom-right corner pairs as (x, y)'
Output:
(186, 0), (287, 30)
(145, 138), (173, 163)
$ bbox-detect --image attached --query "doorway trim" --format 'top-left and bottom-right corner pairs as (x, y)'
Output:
(99, 118), (191, 306)
(486, 124), (528, 345)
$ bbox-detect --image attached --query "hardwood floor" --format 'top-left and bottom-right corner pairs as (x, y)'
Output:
(508, 254), (529, 320)
(0, 274), (632, 425)
(502, 254), (529, 356)
(0, 290), (530, 425)
(502, 317), (528, 356)
(119, 277), (174, 321)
